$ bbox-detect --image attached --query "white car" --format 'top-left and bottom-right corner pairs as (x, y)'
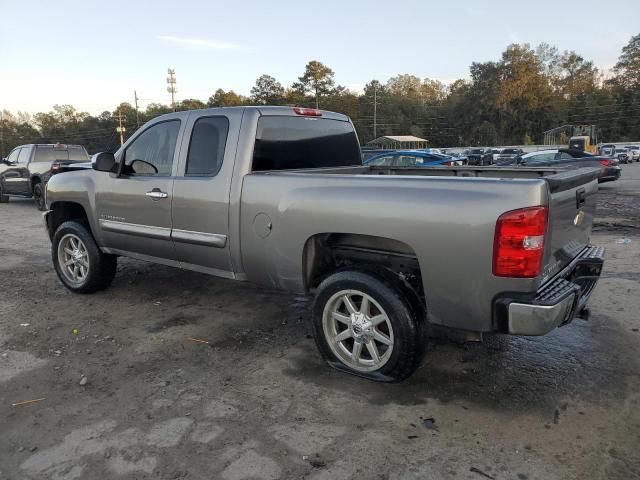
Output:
(615, 148), (631, 164)
(624, 146), (639, 162)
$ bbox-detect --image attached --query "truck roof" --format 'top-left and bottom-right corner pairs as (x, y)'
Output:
(152, 106), (351, 123)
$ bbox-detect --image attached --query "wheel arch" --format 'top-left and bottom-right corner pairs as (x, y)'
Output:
(302, 232), (425, 308)
(30, 175), (43, 193)
(45, 201), (92, 241)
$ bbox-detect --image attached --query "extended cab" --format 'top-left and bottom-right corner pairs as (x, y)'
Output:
(43, 107), (605, 382)
(0, 143), (89, 210)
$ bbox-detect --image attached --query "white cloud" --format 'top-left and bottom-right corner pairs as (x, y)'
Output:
(345, 83), (366, 94)
(157, 35), (248, 51)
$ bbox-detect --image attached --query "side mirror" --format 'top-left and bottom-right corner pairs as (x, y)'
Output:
(92, 152), (116, 172)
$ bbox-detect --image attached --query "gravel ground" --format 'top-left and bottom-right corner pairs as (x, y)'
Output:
(1, 164), (639, 480)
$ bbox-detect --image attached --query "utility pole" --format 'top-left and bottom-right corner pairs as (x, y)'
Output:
(166, 68), (177, 111)
(373, 82), (378, 139)
(0, 111), (4, 157)
(115, 109), (126, 146)
(134, 90), (140, 128)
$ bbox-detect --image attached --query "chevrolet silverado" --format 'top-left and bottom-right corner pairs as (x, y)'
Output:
(43, 106), (605, 382)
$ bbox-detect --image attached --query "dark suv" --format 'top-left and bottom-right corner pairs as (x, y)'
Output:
(465, 148), (494, 165)
(0, 143), (89, 210)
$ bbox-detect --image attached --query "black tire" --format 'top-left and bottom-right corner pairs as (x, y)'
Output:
(311, 269), (427, 383)
(52, 220), (117, 294)
(33, 181), (45, 211)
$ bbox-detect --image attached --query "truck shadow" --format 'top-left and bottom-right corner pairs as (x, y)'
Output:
(104, 261), (636, 415)
(283, 316), (637, 413)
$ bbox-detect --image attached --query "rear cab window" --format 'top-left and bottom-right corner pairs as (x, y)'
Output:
(68, 146), (89, 161)
(252, 116), (361, 171)
(185, 116), (229, 176)
(34, 145), (88, 162)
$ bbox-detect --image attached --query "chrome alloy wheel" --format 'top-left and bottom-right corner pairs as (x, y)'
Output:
(57, 233), (90, 284)
(322, 289), (394, 372)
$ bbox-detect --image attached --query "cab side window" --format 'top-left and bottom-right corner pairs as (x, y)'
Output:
(6, 148), (21, 164)
(123, 120), (181, 176)
(396, 156), (417, 167)
(185, 117), (229, 176)
(17, 147), (30, 164)
(368, 156), (393, 166)
(524, 152), (555, 164)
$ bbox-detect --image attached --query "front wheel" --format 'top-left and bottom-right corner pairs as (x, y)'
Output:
(52, 221), (117, 293)
(312, 270), (427, 382)
(33, 182), (45, 211)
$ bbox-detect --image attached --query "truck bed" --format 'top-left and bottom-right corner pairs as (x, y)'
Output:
(267, 164), (600, 194)
(242, 164), (599, 331)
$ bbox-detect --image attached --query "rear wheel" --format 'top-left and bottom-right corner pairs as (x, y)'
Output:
(52, 221), (117, 293)
(33, 181), (45, 211)
(312, 269), (427, 382)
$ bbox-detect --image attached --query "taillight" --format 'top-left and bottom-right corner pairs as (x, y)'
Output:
(493, 206), (548, 278)
(599, 159), (612, 166)
(442, 161), (453, 166)
(293, 107), (322, 117)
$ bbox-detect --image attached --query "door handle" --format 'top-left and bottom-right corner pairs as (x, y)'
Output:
(145, 188), (168, 199)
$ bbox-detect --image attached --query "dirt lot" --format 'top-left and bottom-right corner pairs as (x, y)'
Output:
(1, 165), (639, 480)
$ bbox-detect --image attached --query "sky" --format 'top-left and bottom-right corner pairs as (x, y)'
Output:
(1, 0), (638, 115)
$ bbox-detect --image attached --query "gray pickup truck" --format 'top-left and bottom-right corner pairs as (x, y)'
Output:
(43, 106), (605, 382)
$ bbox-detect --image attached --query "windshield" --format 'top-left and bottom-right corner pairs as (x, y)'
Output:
(252, 116), (361, 171)
(502, 149), (520, 154)
(470, 149), (484, 154)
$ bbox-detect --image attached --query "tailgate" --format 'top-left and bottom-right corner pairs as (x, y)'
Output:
(541, 168), (600, 283)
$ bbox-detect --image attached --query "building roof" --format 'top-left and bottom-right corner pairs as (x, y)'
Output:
(366, 135), (428, 144)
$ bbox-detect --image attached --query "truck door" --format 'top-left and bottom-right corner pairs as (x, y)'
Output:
(3, 146), (32, 195)
(1, 147), (23, 194)
(170, 112), (238, 275)
(95, 119), (182, 261)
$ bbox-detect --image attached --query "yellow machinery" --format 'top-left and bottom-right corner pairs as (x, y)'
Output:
(569, 135), (598, 154)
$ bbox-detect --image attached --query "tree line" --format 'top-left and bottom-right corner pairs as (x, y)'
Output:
(1, 34), (639, 156)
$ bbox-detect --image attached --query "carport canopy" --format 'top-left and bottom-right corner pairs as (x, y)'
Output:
(365, 135), (428, 150)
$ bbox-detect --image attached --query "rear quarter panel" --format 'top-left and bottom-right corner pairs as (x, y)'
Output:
(240, 173), (550, 332)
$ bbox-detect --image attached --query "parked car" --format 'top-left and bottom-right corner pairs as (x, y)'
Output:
(446, 151), (468, 165)
(44, 106), (604, 382)
(599, 144), (616, 157)
(496, 148), (620, 183)
(0, 143), (89, 210)
(465, 148), (494, 165)
(615, 148), (631, 164)
(490, 149), (503, 162)
(364, 150), (462, 167)
(496, 148), (524, 162)
(624, 146), (639, 162)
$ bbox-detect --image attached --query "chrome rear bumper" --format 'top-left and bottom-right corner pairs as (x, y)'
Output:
(496, 245), (605, 336)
